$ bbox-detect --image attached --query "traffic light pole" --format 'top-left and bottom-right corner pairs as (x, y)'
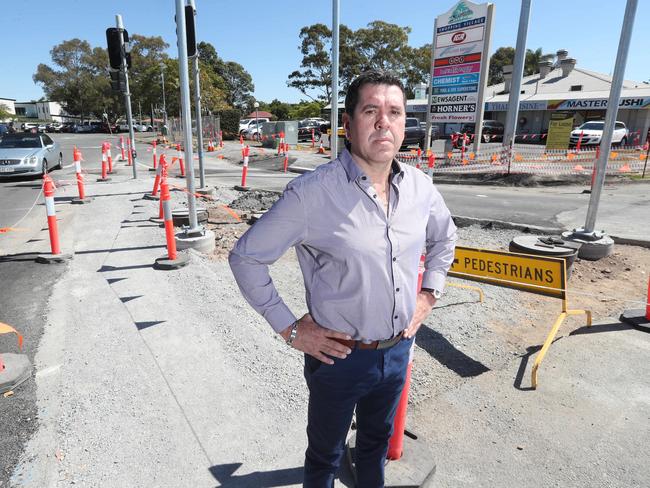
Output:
(116, 14), (137, 179)
(175, 0), (201, 234)
(188, 0), (205, 190)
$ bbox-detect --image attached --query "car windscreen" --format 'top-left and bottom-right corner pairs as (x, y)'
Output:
(0, 135), (42, 148)
(580, 122), (604, 130)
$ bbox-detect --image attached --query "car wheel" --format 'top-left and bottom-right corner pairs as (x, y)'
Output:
(41, 159), (48, 176)
(55, 153), (63, 170)
(620, 137), (627, 147)
(482, 134), (491, 143)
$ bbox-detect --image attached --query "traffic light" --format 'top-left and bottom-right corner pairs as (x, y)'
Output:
(185, 5), (197, 57)
(175, 5), (197, 57)
(106, 28), (132, 70)
(109, 70), (126, 93)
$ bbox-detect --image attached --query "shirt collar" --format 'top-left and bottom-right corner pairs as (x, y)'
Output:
(339, 148), (405, 185)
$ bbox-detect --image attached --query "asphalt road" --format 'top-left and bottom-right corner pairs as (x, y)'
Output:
(0, 131), (146, 488)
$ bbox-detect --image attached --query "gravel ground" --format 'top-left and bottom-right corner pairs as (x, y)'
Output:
(9, 180), (645, 487)
(202, 185), (555, 407)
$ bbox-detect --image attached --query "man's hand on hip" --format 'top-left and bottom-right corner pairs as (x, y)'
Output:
(280, 313), (353, 365)
(403, 291), (437, 339)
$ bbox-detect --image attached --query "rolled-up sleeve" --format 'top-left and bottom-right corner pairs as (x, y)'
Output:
(421, 186), (457, 292)
(228, 182), (307, 333)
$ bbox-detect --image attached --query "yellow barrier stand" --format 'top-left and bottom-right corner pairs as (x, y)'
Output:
(448, 246), (591, 389)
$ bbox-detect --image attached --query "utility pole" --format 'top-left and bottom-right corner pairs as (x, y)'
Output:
(188, 0), (206, 190)
(330, 0), (340, 157)
(564, 0), (638, 260)
(116, 14), (137, 179)
(175, 0), (205, 241)
(503, 0), (533, 159)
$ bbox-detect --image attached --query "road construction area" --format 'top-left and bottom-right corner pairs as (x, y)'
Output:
(1, 133), (649, 488)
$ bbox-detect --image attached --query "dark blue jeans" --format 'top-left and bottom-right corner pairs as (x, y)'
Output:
(302, 336), (413, 488)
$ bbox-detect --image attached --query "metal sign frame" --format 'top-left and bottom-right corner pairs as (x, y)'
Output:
(447, 245), (591, 389)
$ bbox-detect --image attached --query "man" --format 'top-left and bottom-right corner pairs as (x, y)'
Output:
(229, 70), (456, 487)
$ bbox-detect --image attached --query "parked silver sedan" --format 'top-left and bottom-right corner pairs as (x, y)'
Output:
(0, 133), (62, 178)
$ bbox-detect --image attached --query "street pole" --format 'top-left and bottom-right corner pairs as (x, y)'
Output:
(138, 101), (142, 123)
(192, 54), (206, 189)
(254, 101), (259, 142)
(330, 0), (340, 157)
(116, 14), (137, 179)
(160, 64), (168, 130)
(188, 0), (205, 189)
(175, 0), (201, 234)
(473, 3), (495, 154)
(503, 0), (532, 157)
(582, 0), (638, 234)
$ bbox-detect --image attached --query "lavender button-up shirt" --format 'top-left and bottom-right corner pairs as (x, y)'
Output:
(229, 149), (457, 341)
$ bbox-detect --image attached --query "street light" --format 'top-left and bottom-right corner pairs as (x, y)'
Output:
(254, 101), (260, 142)
(159, 62), (168, 135)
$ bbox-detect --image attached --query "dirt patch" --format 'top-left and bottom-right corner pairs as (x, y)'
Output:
(491, 245), (650, 349)
(229, 189), (281, 213)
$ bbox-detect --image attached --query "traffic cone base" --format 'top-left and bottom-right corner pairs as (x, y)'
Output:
(154, 253), (190, 270)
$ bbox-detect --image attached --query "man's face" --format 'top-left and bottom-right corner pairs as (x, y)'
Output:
(343, 83), (406, 166)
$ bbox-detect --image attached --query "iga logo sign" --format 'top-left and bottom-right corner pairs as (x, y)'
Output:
(452, 32), (467, 43)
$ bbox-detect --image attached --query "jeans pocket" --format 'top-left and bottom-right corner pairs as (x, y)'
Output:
(304, 354), (323, 377)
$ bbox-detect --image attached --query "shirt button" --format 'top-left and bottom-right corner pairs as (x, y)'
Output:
(361, 176), (367, 180)
(392, 257), (397, 262)
(396, 288), (400, 292)
(373, 194), (377, 198)
(394, 315), (398, 319)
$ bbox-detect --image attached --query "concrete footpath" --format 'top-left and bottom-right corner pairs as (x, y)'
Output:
(4, 148), (650, 487)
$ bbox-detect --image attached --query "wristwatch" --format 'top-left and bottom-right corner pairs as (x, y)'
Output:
(421, 288), (442, 299)
(285, 321), (299, 347)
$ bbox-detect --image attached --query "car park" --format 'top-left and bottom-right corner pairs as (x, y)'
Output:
(74, 123), (94, 133)
(0, 132), (62, 178)
(298, 120), (321, 142)
(569, 120), (628, 146)
(453, 120), (504, 147)
(239, 118), (269, 135)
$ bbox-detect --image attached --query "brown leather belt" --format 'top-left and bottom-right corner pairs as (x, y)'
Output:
(334, 331), (404, 351)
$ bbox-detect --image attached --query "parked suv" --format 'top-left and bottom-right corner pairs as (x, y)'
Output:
(239, 118), (269, 135)
(569, 121), (628, 146)
(455, 120), (504, 145)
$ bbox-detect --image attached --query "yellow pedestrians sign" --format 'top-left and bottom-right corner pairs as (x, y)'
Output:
(449, 246), (566, 299)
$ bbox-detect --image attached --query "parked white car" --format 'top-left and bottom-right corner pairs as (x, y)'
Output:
(239, 118), (269, 135)
(570, 121), (629, 146)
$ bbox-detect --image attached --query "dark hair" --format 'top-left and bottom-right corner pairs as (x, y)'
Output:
(344, 69), (406, 117)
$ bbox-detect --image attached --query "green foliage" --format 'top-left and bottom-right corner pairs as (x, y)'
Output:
(488, 46), (543, 86)
(218, 108), (241, 139)
(33, 38), (255, 122)
(197, 42), (255, 111)
(288, 21), (424, 104)
(288, 101), (324, 119)
(0, 103), (12, 120)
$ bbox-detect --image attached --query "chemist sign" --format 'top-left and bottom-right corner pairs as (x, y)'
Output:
(429, 1), (493, 123)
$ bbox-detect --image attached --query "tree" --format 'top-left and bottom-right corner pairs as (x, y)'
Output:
(0, 103), (12, 120)
(197, 42), (254, 111)
(288, 22), (429, 103)
(289, 100), (324, 119)
(33, 39), (117, 121)
(488, 46), (543, 86)
(258, 99), (291, 120)
(287, 24), (334, 103)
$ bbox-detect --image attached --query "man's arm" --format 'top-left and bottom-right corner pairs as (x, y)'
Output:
(421, 186), (458, 292)
(404, 187), (457, 338)
(229, 183), (352, 363)
(229, 183), (308, 333)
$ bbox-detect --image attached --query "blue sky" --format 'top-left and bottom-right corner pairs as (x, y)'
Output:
(2, 0), (648, 104)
